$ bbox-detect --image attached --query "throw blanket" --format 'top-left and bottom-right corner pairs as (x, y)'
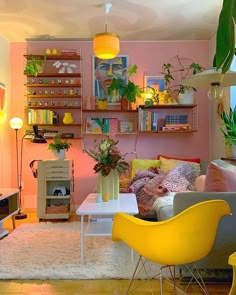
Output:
(128, 169), (168, 216)
(128, 162), (197, 216)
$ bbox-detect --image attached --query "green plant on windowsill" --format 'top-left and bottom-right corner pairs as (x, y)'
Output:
(24, 54), (44, 76)
(107, 64), (141, 103)
(48, 134), (72, 152)
(220, 106), (236, 146)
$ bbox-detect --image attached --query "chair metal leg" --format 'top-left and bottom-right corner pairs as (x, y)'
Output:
(183, 264), (208, 295)
(125, 255), (154, 295)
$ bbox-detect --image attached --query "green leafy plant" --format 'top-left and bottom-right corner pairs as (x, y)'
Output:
(142, 86), (160, 107)
(24, 54), (44, 76)
(84, 136), (129, 176)
(220, 106), (236, 146)
(48, 134), (72, 152)
(215, 0), (236, 73)
(161, 55), (204, 95)
(107, 64), (141, 103)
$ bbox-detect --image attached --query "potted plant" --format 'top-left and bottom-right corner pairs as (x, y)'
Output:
(161, 55), (204, 104)
(220, 106), (236, 157)
(48, 134), (72, 160)
(107, 64), (141, 110)
(24, 54), (44, 76)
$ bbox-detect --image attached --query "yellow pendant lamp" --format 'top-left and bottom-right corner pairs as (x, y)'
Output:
(93, 3), (120, 59)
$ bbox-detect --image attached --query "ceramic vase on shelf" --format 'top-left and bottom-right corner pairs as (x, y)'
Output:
(97, 170), (120, 202)
(63, 112), (74, 124)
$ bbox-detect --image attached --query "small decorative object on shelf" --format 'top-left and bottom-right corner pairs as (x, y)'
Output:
(97, 98), (108, 110)
(84, 136), (129, 202)
(63, 112), (74, 124)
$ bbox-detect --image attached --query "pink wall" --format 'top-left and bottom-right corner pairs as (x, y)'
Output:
(9, 40), (210, 208)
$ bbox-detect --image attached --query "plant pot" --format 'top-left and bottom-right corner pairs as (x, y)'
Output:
(178, 90), (194, 105)
(120, 98), (129, 110)
(232, 146), (236, 158)
(53, 149), (66, 160)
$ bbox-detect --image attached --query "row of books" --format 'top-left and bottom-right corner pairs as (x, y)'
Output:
(27, 109), (54, 125)
(86, 118), (134, 134)
(138, 109), (158, 131)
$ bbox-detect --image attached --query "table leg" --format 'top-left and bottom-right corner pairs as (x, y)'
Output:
(11, 215), (16, 229)
(80, 215), (84, 263)
(229, 265), (236, 295)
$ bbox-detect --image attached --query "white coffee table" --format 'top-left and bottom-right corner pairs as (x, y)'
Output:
(76, 193), (138, 263)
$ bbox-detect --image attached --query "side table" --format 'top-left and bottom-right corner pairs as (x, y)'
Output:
(0, 189), (19, 238)
(76, 193), (139, 263)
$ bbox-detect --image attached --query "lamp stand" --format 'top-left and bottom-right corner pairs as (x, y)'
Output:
(14, 129), (27, 220)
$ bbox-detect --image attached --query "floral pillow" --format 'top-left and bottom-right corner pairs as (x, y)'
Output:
(159, 156), (200, 183)
(158, 163), (196, 192)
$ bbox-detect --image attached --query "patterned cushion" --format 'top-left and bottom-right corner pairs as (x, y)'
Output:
(159, 156), (200, 182)
(160, 167), (191, 192)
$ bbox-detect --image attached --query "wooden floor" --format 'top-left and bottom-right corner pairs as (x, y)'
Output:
(0, 209), (232, 295)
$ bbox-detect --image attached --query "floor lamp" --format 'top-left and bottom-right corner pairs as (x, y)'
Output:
(10, 119), (48, 220)
(9, 117), (27, 219)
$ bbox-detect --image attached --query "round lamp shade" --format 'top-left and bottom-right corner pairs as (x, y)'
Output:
(93, 32), (120, 59)
(181, 68), (236, 88)
(10, 117), (23, 130)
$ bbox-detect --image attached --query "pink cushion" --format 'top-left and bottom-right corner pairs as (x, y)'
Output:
(204, 162), (236, 192)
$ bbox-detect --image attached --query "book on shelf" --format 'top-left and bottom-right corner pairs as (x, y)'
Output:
(138, 108), (158, 131)
(120, 120), (134, 133)
(162, 125), (191, 131)
(61, 49), (77, 55)
(86, 118), (103, 133)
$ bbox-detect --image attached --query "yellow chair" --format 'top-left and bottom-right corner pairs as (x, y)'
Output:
(112, 200), (231, 294)
(228, 252), (236, 295)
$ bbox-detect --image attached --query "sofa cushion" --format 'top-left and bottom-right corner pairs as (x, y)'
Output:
(131, 159), (161, 178)
(160, 164), (192, 192)
(157, 154), (200, 163)
(159, 156), (201, 181)
(204, 161), (236, 192)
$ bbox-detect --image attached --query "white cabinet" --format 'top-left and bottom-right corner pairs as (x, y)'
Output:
(37, 160), (73, 220)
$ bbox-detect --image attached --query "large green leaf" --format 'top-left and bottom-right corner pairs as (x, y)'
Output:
(215, 0), (236, 73)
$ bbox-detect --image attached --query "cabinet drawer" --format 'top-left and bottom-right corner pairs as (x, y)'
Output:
(46, 171), (70, 179)
(45, 161), (69, 170)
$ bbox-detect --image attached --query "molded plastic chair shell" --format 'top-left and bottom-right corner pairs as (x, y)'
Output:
(112, 200), (231, 266)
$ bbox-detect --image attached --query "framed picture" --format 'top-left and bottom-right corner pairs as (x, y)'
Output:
(144, 76), (165, 92)
(92, 55), (129, 104)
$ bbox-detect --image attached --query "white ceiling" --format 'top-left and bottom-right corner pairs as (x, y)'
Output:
(0, 0), (223, 42)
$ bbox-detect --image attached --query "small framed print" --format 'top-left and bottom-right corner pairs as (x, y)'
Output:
(144, 76), (165, 91)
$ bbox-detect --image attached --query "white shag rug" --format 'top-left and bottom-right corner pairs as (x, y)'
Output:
(0, 222), (163, 280)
